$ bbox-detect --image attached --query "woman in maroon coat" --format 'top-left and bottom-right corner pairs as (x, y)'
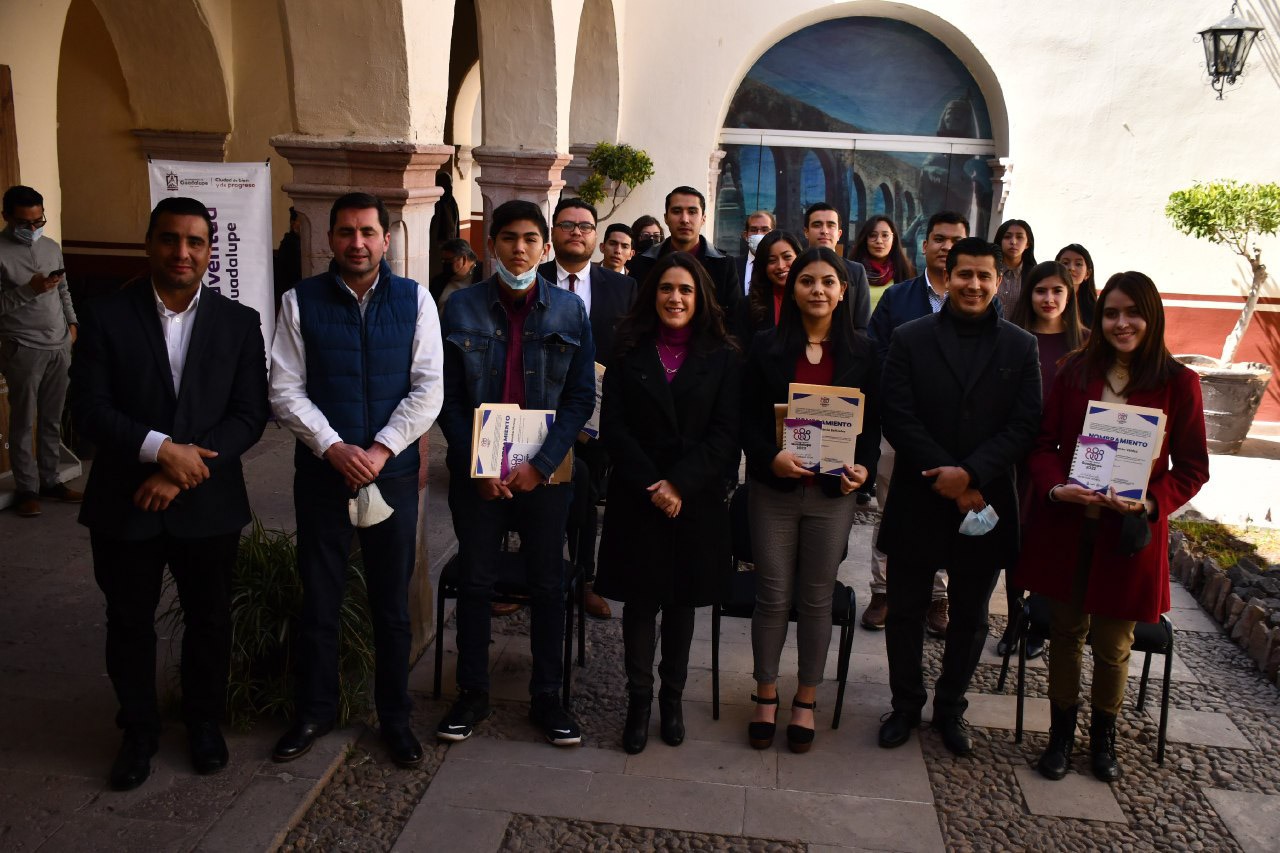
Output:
(1015, 271), (1209, 783)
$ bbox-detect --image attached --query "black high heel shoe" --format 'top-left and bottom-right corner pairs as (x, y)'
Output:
(787, 697), (817, 754)
(748, 693), (779, 749)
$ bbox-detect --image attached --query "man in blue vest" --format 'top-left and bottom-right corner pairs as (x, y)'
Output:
(269, 193), (444, 767)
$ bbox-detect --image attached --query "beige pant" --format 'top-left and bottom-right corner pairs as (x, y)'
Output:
(0, 339), (71, 494)
(870, 437), (947, 599)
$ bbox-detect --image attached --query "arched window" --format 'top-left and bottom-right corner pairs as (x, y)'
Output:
(715, 16), (995, 265)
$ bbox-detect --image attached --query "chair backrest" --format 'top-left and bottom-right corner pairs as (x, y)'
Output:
(730, 484), (752, 564)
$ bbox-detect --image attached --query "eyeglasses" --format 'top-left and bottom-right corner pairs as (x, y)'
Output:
(10, 217), (46, 229)
(554, 221), (596, 234)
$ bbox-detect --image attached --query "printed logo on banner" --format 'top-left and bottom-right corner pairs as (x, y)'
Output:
(1117, 413), (1128, 424)
(165, 171), (179, 191)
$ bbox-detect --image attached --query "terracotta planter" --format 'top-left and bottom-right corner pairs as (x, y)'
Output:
(1176, 355), (1273, 454)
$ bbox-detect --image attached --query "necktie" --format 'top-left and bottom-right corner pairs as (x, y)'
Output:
(568, 273), (578, 293)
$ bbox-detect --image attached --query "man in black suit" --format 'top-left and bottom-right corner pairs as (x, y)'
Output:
(734, 209), (775, 299)
(71, 196), (269, 791)
(538, 197), (637, 619)
(875, 236), (1041, 757)
(802, 202), (872, 331)
(629, 186), (740, 318)
(538, 198), (636, 366)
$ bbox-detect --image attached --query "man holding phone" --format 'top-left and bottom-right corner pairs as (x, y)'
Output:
(0, 185), (81, 518)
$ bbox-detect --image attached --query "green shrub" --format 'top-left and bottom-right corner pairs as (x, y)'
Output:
(160, 517), (376, 730)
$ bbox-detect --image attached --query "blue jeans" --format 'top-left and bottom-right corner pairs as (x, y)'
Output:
(450, 478), (572, 697)
(294, 463), (419, 727)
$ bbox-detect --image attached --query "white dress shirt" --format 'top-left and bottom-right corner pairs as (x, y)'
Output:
(743, 253), (756, 295)
(269, 273), (445, 459)
(554, 262), (592, 317)
(138, 283), (202, 463)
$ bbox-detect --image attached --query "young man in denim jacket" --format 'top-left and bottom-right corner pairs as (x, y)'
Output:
(436, 200), (596, 745)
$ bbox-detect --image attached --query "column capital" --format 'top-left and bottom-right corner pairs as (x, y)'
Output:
(133, 129), (229, 162)
(270, 134), (454, 281)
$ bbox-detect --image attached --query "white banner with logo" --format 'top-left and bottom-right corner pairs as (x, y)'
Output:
(148, 160), (275, 350)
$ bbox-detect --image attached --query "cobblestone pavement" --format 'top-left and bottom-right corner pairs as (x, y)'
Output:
(283, 510), (1280, 853)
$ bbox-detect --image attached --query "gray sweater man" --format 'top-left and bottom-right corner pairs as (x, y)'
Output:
(0, 185), (81, 516)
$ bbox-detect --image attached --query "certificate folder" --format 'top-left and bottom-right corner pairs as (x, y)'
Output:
(471, 403), (573, 484)
(785, 383), (865, 475)
(1078, 400), (1166, 503)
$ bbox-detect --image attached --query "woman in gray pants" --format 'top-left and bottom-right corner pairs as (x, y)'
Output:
(739, 247), (881, 753)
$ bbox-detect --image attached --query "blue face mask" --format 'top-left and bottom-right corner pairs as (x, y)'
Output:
(496, 259), (538, 292)
(12, 226), (42, 245)
(958, 504), (1000, 536)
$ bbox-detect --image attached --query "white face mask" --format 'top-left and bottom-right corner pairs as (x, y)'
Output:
(496, 258), (538, 291)
(746, 233), (765, 254)
(13, 226), (42, 245)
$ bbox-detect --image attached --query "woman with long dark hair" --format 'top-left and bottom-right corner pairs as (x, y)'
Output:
(1016, 272), (1209, 783)
(741, 246), (880, 753)
(994, 219), (1035, 319)
(734, 230), (801, 342)
(1055, 244), (1099, 328)
(849, 215), (915, 311)
(594, 252), (741, 755)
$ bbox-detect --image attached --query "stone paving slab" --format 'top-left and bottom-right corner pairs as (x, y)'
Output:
(38, 812), (205, 853)
(1167, 605), (1223, 634)
(393, 803), (512, 853)
(1157, 708), (1252, 749)
(1201, 787), (1280, 853)
(422, 758), (594, 816)
(774, 714), (933, 803)
(1013, 765), (1126, 823)
(743, 787), (944, 852)
(0, 767), (100, 852)
(450, 736), (626, 773)
(579, 773), (747, 836)
(625, 737), (777, 787)
(964, 692), (1051, 733)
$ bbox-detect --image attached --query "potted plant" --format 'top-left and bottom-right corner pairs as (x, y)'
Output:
(575, 141), (655, 221)
(1166, 180), (1280, 453)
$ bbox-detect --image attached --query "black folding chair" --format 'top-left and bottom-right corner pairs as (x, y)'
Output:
(710, 485), (857, 728)
(998, 595), (1175, 764)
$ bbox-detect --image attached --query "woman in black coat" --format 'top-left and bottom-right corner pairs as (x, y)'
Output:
(594, 251), (742, 755)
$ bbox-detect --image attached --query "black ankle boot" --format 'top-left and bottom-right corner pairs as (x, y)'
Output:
(1037, 704), (1078, 780)
(1089, 707), (1122, 782)
(658, 691), (684, 746)
(623, 693), (651, 754)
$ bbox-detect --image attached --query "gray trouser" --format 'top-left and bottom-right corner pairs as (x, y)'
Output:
(870, 438), (947, 599)
(749, 478), (858, 687)
(0, 340), (71, 494)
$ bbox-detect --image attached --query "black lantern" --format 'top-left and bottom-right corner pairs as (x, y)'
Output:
(1198, 2), (1264, 99)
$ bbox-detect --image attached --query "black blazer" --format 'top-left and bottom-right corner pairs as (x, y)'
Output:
(72, 280), (269, 539)
(629, 236), (741, 320)
(876, 307), (1041, 566)
(840, 258), (873, 332)
(741, 328), (881, 498)
(594, 340), (740, 606)
(538, 261), (637, 364)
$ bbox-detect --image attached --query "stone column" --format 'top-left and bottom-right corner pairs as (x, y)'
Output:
(987, 157), (1013, 239)
(133, 129), (229, 162)
(560, 143), (597, 196)
(471, 147), (571, 273)
(270, 133), (453, 662)
(270, 134), (453, 283)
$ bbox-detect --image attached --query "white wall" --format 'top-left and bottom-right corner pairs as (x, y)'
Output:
(616, 0), (1280, 299)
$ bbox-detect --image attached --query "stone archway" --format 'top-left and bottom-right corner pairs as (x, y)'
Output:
(564, 0), (622, 194)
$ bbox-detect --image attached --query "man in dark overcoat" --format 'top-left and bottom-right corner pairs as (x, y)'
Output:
(876, 236), (1041, 756)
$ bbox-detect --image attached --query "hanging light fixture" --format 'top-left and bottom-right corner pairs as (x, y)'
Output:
(1197, 2), (1265, 99)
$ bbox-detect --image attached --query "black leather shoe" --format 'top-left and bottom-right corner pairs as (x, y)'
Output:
(933, 714), (974, 756)
(748, 694), (779, 750)
(272, 720), (333, 762)
(786, 697), (817, 754)
(188, 721), (229, 775)
(658, 693), (684, 747)
(1038, 704), (1078, 781)
(1089, 707), (1122, 782)
(623, 693), (651, 754)
(383, 725), (424, 768)
(109, 730), (158, 791)
(878, 710), (920, 749)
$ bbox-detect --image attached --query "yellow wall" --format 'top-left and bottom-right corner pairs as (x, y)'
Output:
(57, 0), (148, 244)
